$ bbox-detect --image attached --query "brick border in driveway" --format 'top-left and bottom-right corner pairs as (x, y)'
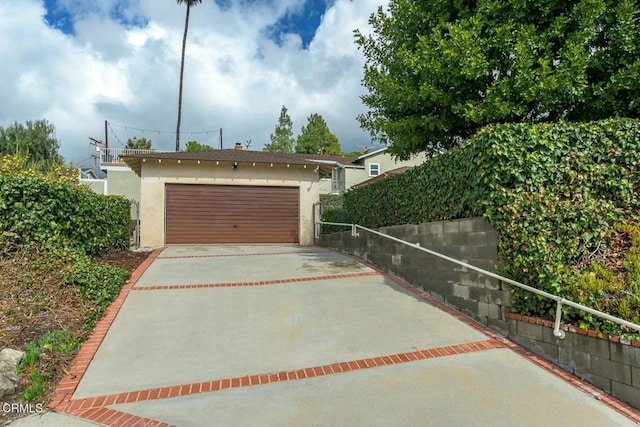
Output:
(48, 247), (640, 426)
(48, 247), (168, 426)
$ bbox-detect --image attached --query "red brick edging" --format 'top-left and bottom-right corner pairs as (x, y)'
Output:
(62, 339), (502, 419)
(333, 251), (640, 423)
(130, 271), (380, 291)
(505, 312), (640, 348)
(48, 247), (167, 426)
(48, 247), (640, 425)
(158, 249), (326, 260)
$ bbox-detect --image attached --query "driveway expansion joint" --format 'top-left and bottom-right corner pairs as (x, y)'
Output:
(47, 246), (640, 425)
(157, 249), (328, 260)
(56, 338), (504, 424)
(131, 271), (379, 290)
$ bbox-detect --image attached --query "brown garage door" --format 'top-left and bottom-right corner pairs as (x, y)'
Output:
(165, 184), (299, 244)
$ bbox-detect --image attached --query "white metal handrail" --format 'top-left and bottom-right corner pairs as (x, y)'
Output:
(317, 221), (640, 337)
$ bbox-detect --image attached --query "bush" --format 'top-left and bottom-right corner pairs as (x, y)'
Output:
(343, 119), (640, 334)
(58, 246), (130, 328)
(320, 194), (349, 233)
(0, 172), (130, 255)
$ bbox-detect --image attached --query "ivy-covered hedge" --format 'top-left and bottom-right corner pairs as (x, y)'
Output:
(344, 119), (640, 334)
(319, 194), (348, 233)
(0, 175), (130, 255)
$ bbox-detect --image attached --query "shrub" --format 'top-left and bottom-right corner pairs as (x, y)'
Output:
(38, 244), (130, 329)
(343, 119), (640, 334)
(319, 194), (349, 233)
(63, 251), (129, 315)
(0, 161), (130, 255)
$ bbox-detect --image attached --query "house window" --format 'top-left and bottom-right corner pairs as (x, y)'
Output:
(331, 168), (343, 193)
(369, 163), (380, 177)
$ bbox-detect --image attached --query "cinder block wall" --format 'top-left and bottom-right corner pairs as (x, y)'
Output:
(318, 217), (640, 410)
(318, 217), (510, 334)
(507, 314), (640, 409)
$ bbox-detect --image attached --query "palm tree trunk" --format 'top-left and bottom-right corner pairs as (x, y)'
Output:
(176, 4), (191, 152)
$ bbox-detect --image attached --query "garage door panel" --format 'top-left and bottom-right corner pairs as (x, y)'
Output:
(165, 184), (299, 244)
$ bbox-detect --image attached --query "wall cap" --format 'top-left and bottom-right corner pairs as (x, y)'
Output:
(505, 312), (640, 347)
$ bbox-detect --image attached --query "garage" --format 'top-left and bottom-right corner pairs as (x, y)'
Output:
(165, 183), (299, 244)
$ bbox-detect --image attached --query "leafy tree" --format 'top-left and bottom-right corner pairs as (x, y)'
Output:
(344, 151), (364, 157)
(355, 0), (640, 159)
(0, 119), (62, 170)
(263, 106), (295, 153)
(295, 113), (342, 155)
(175, 0), (203, 152)
(184, 140), (214, 151)
(125, 137), (152, 150)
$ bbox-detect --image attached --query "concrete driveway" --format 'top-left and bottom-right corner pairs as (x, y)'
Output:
(32, 245), (638, 426)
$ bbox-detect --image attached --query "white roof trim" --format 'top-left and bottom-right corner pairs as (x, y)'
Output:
(304, 158), (364, 169)
(356, 146), (388, 160)
(304, 159), (341, 165)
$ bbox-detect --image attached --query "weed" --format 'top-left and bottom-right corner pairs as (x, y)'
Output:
(17, 342), (39, 374)
(38, 330), (80, 353)
(22, 370), (45, 401)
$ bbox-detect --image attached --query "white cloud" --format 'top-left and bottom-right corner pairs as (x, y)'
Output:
(0, 0), (388, 164)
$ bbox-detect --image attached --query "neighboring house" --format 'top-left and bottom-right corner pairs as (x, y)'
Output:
(89, 143), (427, 247)
(79, 167), (104, 180)
(97, 147), (154, 203)
(350, 166), (413, 189)
(345, 147), (428, 191)
(94, 145), (427, 198)
(294, 153), (359, 194)
(311, 147), (428, 194)
(78, 167), (107, 194)
(121, 145), (329, 247)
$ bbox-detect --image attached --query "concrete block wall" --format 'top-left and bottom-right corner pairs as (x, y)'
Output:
(318, 217), (510, 333)
(507, 314), (640, 409)
(318, 218), (640, 410)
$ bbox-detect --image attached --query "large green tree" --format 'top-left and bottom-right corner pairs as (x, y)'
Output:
(0, 119), (62, 170)
(125, 137), (152, 149)
(295, 113), (342, 155)
(263, 105), (295, 153)
(355, 0), (640, 159)
(184, 140), (214, 151)
(175, 0), (203, 152)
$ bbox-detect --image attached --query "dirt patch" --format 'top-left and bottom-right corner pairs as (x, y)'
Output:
(0, 248), (150, 424)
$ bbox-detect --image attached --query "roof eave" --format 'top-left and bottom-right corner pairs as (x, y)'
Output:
(356, 146), (388, 161)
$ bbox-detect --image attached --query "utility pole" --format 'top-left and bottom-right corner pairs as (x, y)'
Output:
(89, 137), (102, 174)
(104, 120), (109, 149)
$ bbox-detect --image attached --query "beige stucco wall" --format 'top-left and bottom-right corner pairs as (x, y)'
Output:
(106, 168), (141, 202)
(80, 179), (106, 195)
(318, 178), (333, 194)
(345, 167), (368, 189)
(138, 159), (320, 248)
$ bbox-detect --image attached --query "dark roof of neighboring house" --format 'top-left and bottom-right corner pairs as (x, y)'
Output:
(122, 149), (345, 175)
(79, 167), (107, 179)
(351, 166), (412, 189)
(123, 149), (313, 164)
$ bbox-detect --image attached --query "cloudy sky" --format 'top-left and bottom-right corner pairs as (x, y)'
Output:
(0, 0), (388, 166)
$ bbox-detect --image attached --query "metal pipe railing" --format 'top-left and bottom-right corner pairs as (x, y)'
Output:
(98, 147), (157, 165)
(317, 221), (640, 337)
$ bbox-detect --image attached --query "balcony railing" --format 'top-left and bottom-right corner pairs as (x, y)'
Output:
(98, 147), (157, 166)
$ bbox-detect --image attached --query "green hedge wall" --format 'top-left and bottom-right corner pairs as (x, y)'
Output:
(319, 194), (348, 233)
(0, 175), (130, 255)
(344, 119), (640, 331)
